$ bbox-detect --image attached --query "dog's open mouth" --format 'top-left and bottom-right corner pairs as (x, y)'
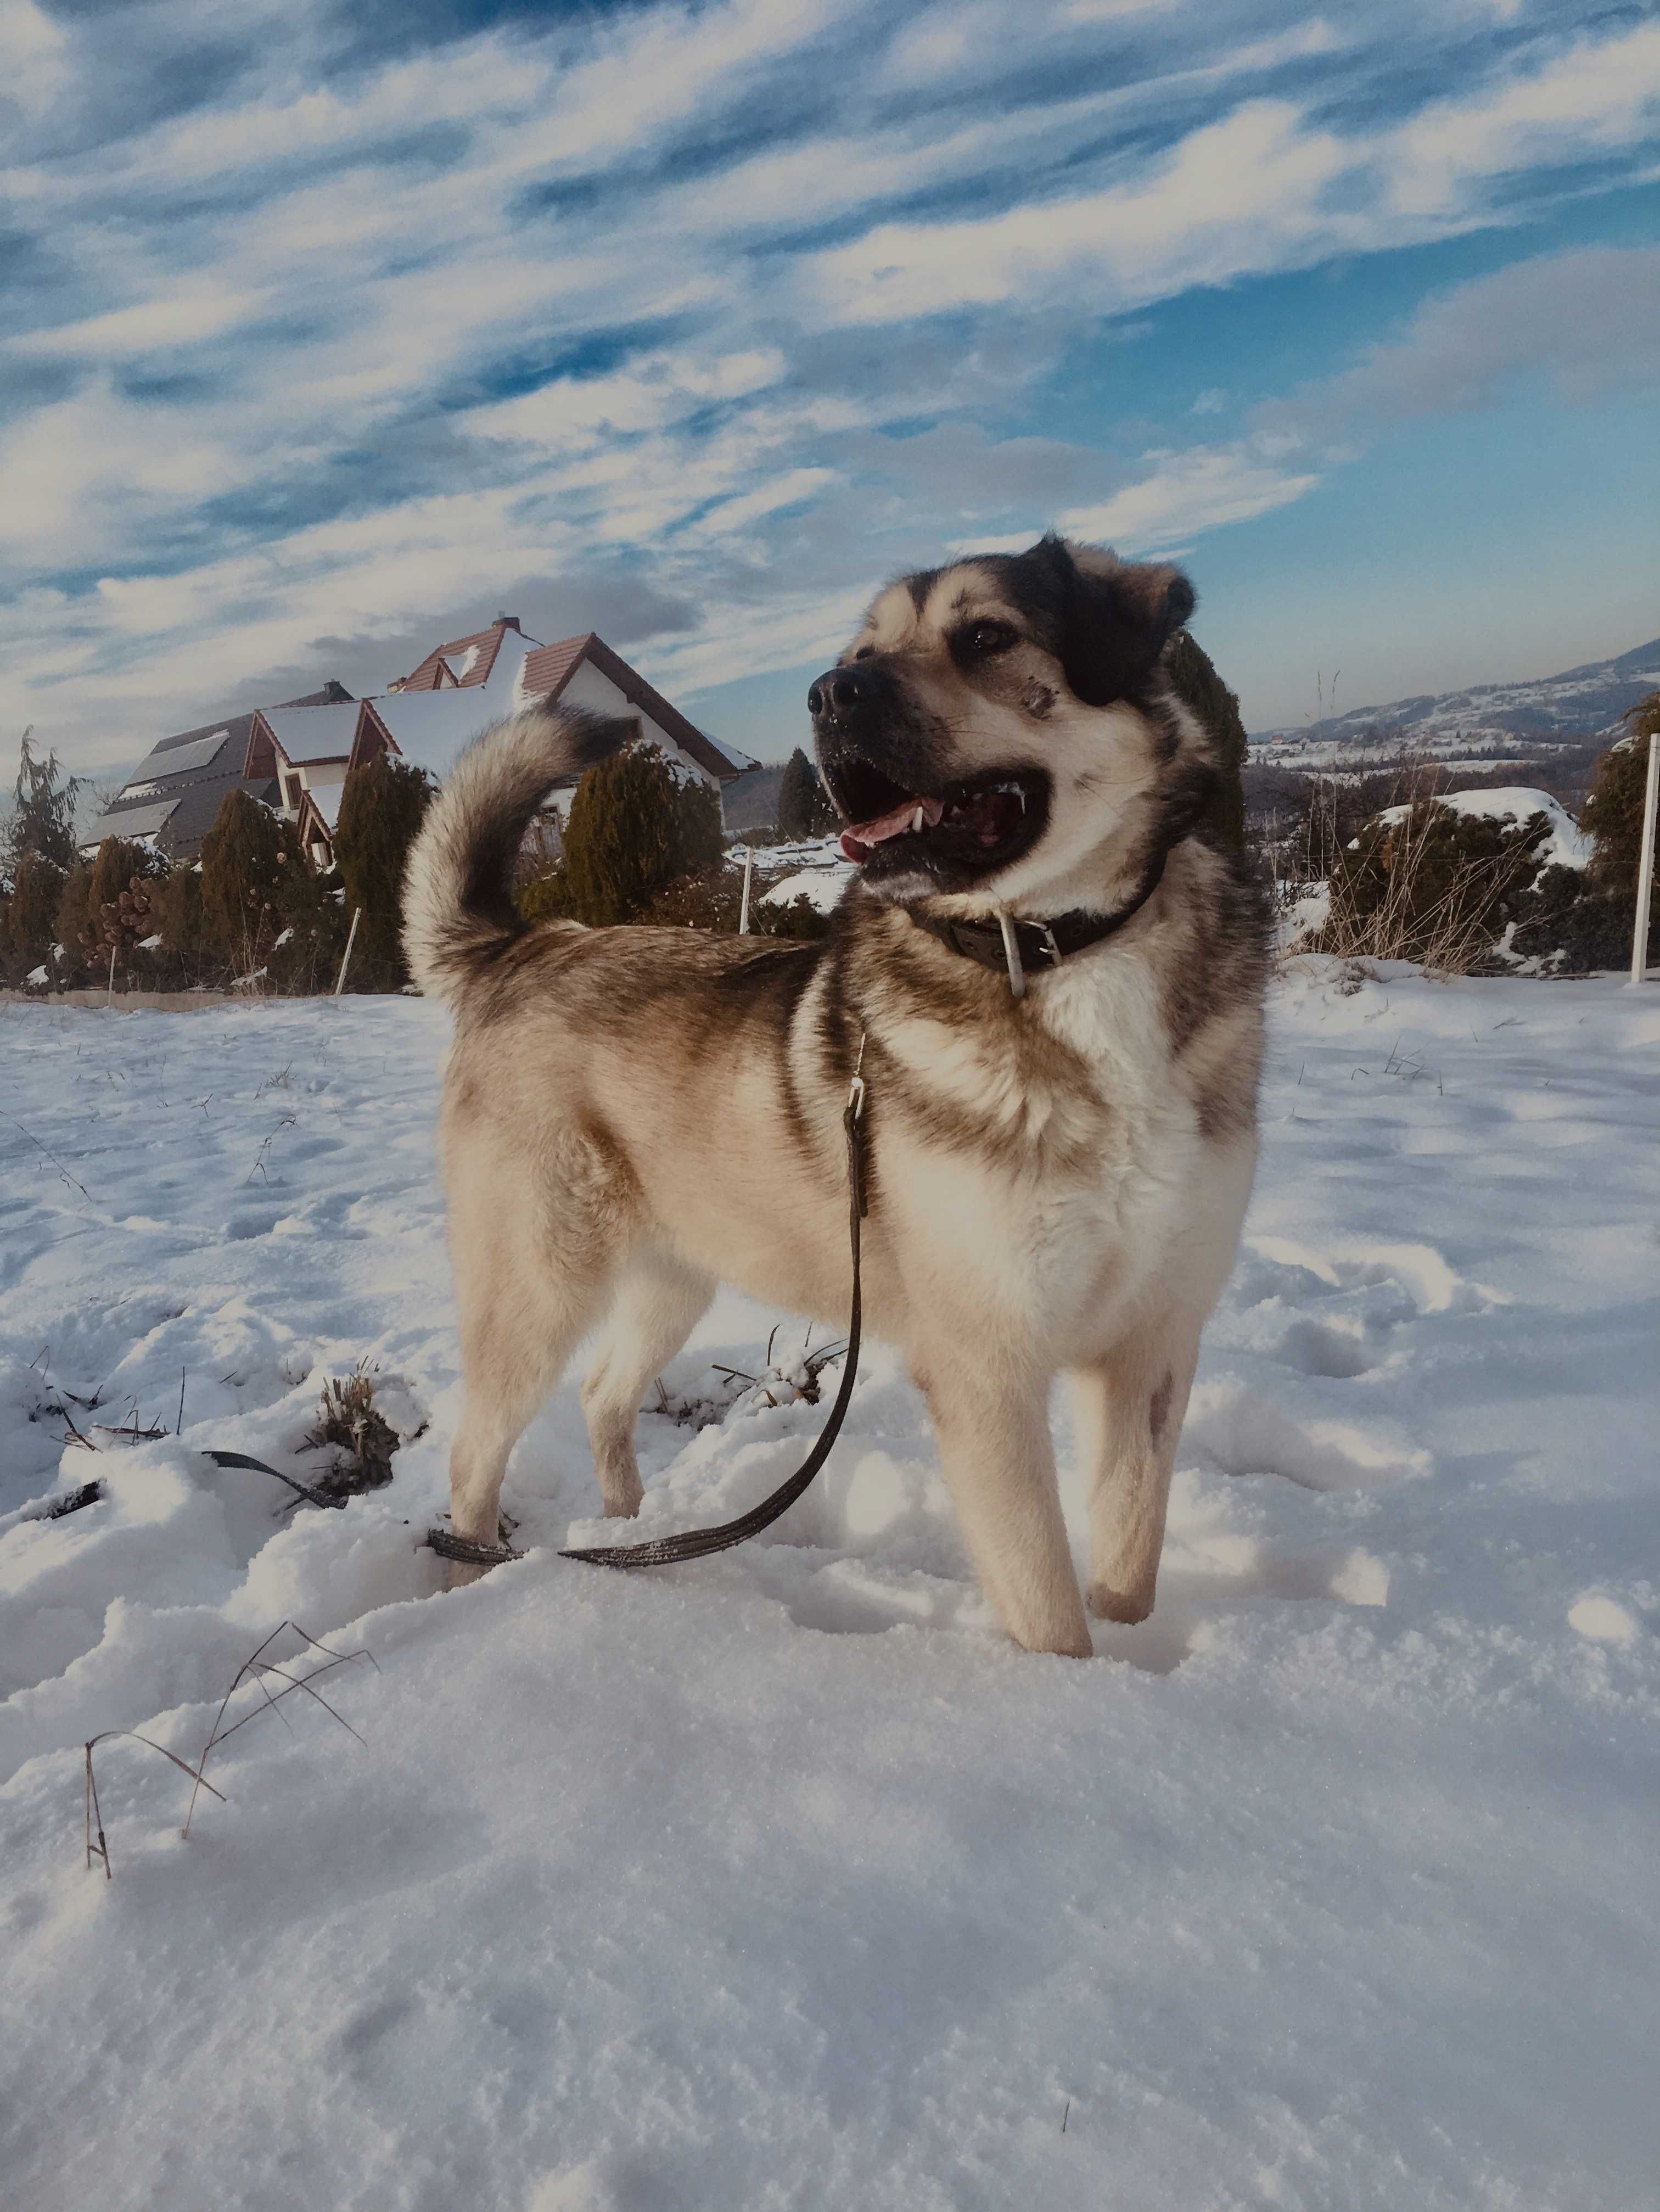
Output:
(825, 756), (1048, 886)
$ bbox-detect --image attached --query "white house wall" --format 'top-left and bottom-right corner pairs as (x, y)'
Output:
(558, 659), (715, 787)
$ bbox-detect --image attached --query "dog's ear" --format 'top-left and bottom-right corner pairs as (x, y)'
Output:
(1024, 535), (1196, 707)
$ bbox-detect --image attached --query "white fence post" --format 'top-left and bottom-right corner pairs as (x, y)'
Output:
(738, 850), (753, 936)
(106, 943), (117, 1006)
(334, 906), (362, 997)
(1631, 726), (1659, 986)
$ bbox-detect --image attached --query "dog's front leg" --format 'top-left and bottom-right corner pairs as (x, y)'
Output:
(918, 1360), (1091, 1657)
(1071, 1317), (1202, 1624)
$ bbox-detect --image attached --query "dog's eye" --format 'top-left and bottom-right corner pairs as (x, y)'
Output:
(853, 646), (876, 661)
(963, 621), (1016, 658)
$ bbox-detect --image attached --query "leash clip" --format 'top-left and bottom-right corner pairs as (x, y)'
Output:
(847, 1029), (867, 1119)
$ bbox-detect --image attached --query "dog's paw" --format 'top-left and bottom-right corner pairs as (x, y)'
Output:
(1086, 1581), (1154, 1625)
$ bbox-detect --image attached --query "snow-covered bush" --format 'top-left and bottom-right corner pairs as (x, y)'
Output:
(1311, 796), (1551, 971)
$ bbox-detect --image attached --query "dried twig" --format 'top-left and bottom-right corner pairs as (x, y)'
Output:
(182, 1621), (377, 1839)
(245, 1112), (298, 1185)
(9, 1116), (92, 1203)
(85, 1732), (227, 1879)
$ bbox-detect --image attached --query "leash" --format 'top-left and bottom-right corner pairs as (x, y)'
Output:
(427, 1054), (871, 1573)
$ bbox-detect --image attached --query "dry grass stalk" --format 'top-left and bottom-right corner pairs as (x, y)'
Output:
(1291, 773), (1544, 978)
(303, 1362), (399, 1500)
(84, 1620), (377, 1877)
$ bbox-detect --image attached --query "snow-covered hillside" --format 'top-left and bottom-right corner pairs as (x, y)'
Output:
(1252, 635), (1660, 769)
(2, 974), (1658, 2210)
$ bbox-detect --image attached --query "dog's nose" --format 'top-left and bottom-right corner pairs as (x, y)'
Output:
(807, 668), (865, 725)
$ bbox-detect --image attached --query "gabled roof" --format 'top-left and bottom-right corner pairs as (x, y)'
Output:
(389, 615), (531, 693)
(357, 690), (504, 777)
(521, 631), (742, 783)
(254, 701), (363, 769)
(85, 681), (356, 859)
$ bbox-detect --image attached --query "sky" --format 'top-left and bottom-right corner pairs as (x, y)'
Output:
(3, 0), (1658, 780)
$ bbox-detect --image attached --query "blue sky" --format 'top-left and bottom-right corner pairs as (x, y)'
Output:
(3, 0), (1658, 775)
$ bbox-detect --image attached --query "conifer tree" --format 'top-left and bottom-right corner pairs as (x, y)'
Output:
(560, 742), (724, 926)
(777, 747), (837, 840)
(332, 754), (434, 989)
(7, 852), (66, 964)
(199, 787), (300, 972)
(1582, 692), (1660, 896)
(7, 731), (85, 874)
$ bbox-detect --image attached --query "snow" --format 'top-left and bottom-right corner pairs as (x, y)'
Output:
(260, 701), (361, 763)
(309, 780), (346, 831)
(1372, 786), (1592, 869)
(760, 861), (855, 913)
(364, 686), (503, 776)
(738, 833), (856, 914)
(2, 968), (1658, 2209)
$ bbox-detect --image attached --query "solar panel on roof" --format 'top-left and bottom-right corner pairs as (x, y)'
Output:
(85, 798), (182, 842)
(130, 730), (235, 779)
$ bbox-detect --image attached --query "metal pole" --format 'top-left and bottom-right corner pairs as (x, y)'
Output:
(1631, 726), (1659, 985)
(334, 906), (362, 996)
(738, 850), (753, 936)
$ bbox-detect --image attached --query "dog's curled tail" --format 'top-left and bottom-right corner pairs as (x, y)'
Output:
(401, 704), (635, 1005)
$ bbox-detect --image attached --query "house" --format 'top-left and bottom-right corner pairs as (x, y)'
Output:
(79, 684), (355, 861)
(85, 621), (751, 871)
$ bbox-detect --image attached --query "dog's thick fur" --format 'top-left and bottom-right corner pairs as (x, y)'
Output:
(404, 536), (1267, 1654)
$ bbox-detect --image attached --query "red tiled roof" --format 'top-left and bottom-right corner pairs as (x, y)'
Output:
(519, 635), (591, 699)
(390, 615), (528, 693)
(520, 632), (737, 783)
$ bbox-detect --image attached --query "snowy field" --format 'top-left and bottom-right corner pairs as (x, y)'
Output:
(2, 965), (1657, 2211)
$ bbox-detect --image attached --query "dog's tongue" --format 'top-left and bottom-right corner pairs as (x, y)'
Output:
(840, 793), (944, 864)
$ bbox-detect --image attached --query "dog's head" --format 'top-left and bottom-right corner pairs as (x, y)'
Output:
(809, 534), (1212, 908)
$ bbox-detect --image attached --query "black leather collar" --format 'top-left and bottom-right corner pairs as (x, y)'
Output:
(908, 847), (1167, 987)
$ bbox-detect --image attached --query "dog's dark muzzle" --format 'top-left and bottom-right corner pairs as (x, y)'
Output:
(807, 661), (890, 735)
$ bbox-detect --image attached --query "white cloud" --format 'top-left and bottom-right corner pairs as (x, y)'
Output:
(6, 0), (1659, 771)
(0, 0), (68, 118)
(1257, 242), (1660, 447)
(798, 21), (1660, 326)
(1058, 446), (1319, 551)
(1384, 19), (1660, 219)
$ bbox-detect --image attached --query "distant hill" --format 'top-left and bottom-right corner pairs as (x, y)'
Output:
(1251, 637), (1660, 770)
(722, 761), (787, 835)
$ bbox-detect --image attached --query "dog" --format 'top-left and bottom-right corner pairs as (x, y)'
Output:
(403, 534), (1268, 1655)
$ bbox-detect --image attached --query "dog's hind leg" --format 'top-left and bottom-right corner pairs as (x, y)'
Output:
(580, 1252), (714, 1519)
(1070, 1313), (1203, 1625)
(917, 1354), (1092, 1657)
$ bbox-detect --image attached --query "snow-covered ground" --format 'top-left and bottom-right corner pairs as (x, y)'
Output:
(2, 968), (1657, 2210)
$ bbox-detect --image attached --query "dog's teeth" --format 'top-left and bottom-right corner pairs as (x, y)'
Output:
(911, 806), (924, 835)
